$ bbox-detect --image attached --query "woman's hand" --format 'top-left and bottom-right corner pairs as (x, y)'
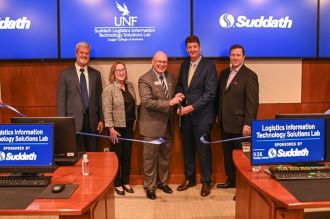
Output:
(109, 127), (121, 144)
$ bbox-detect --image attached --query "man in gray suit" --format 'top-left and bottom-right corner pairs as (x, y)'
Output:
(217, 44), (259, 188)
(57, 42), (104, 152)
(138, 51), (183, 200)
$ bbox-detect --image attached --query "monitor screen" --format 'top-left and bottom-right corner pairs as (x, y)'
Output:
(11, 117), (77, 157)
(319, 0), (330, 58)
(60, 0), (190, 58)
(251, 119), (325, 166)
(193, 0), (317, 58)
(0, 0), (58, 59)
(275, 113), (330, 161)
(0, 123), (54, 173)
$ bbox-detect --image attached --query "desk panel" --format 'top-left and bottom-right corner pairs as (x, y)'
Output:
(0, 152), (117, 219)
(234, 150), (330, 219)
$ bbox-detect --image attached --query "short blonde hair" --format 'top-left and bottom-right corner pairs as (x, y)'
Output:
(109, 61), (128, 83)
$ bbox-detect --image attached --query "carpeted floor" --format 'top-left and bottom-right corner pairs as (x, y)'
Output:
(115, 184), (235, 219)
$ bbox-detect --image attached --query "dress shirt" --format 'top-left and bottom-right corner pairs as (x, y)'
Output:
(188, 56), (202, 87)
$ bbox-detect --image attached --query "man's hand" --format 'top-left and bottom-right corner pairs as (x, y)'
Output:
(242, 125), (251, 137)
(97, 121), (104, 134)
(175, 93), (185, 99)
(169, 96), (182, 106)
(179, 105), (194, 116)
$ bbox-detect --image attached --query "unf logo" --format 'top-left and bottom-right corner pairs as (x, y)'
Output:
(219, 13), (235, 28)
(0, 152), (5, 161)
(115, 1), (137, 26)
(268, 148), (277, 158)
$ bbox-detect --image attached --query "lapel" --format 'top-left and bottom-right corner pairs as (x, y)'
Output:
(164, 72), (173, 97)
(87, 66), (93, 96)
(150, 70), (164, 97)
(226, 65), (244, 92)
(125, 81), (136, 101)
(182, 60), (190, 91)
(73, 66), (81, 93)
(222, 69), (230, 93)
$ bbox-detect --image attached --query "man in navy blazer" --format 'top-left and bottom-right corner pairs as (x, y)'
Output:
(57, 42), (104, 152)
(176, 35), (217, 197)
(217, 44), (259, 189)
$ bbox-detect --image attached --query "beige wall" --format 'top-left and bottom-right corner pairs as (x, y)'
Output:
(246, 59), (302, 103)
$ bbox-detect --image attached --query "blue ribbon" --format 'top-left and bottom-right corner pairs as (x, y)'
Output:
(0, 101), (250, 145)
(200, 135), (251, 144)
(0, 102), (26, 117)
(76, 132), (166, 145)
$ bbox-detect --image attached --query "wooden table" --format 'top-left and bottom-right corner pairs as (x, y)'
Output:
(234, 150), (330, 219)
(0, 152), (118, 219)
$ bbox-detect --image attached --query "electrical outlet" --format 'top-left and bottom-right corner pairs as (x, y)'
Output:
(103, 147), (109, 152)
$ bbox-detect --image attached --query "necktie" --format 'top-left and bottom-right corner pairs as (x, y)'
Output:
(159, 75), (169, 99)
(80, 68), (89, 111)
(187, 63), (197, 87)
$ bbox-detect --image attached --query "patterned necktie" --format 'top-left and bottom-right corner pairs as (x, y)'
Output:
(80, 68), (89, 111)
(159, 75), (169, 99)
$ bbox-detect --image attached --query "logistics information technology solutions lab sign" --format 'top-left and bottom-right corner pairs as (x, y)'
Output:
(0, 124), (53, 166)
(251, 119), (325, 166)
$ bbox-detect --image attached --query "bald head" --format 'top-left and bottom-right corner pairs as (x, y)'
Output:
(152, 51), (168, 74)
(153, 51), (167, 60)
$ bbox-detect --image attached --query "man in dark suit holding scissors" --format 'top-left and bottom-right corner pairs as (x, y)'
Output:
(217, 44), (259, 189)
(176, 35), (217, 197)
(57, 42), (104, 152)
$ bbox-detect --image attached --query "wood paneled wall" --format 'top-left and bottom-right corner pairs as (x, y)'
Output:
(0, 59), (329, 185)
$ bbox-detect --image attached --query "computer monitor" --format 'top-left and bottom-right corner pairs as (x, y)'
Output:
(60, 0), (190, 58)
(11, 117), (77, 157)
(275, 113), (330, 161)
(251, 118), (325, 166)
(0, 0), (58, 59)
(193, 0), (317, 58)
(0, 123), (54, 174)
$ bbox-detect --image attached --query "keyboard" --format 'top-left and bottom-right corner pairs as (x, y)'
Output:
(268, 166), (330, 180)
(54, 156), (80, 166)
(0, 175), (52, 187)
(54, 152), (83, 166)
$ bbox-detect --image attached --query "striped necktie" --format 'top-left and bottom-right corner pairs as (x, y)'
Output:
(159, 75), (169, 99)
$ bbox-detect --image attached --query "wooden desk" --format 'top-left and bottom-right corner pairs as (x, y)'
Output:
(0, 152), (118, 219)
(234, 150), (330, 219)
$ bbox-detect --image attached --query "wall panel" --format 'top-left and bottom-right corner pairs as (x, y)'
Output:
(0, 58), (329, 184)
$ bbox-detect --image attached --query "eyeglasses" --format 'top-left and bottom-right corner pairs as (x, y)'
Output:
(115, 69), (126, 73)
(154, 59), (167, 64)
